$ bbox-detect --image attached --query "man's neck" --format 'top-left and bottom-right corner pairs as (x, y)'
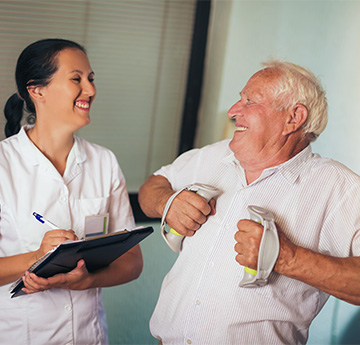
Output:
(238, 139), (309, 185)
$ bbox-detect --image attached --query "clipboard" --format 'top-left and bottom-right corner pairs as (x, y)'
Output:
(10, 226), (153, 298)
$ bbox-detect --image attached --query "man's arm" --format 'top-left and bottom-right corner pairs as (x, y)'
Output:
(138, 174), (215, 236)
(275, 231), (360, 305)
(234, 220), (360, 305)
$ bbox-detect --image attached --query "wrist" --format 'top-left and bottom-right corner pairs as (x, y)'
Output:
(157, 190), (175, 217)
(274, 233), (298, 275)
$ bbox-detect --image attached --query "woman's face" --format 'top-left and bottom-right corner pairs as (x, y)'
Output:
(34, 48), (96, 132)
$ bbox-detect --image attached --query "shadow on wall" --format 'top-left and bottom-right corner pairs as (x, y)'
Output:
(339, 309), (360, 344)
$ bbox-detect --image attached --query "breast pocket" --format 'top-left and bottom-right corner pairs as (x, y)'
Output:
(70, 196), (110, 238)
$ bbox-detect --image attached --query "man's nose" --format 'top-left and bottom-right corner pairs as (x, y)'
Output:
(227, 101), (241, 119)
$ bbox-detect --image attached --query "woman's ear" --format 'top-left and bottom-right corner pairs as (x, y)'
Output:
(27, 85), (45, 102)
(282, 104), (308, 135)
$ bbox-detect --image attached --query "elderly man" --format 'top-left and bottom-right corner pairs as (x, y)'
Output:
(139, 60), (360, 345)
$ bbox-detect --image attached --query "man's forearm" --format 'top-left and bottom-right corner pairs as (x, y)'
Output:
(138, 175), (174, 218)
(275, 233), (360, 305)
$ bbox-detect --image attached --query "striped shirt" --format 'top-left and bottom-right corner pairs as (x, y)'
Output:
(150, 139), (360, 345)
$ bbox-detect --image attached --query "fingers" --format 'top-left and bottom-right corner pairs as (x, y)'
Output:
(22, 260), (89, 294)
(234, 219), (263, 269)
(209, 198), (217, 216)
(44, 229), (78, 242)
(37, 229), (78, 258)
(22, 271), (51, 294)
(167, 191), (214, 236)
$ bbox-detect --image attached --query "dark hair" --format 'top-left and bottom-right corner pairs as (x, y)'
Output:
(4, 38), (86, 138)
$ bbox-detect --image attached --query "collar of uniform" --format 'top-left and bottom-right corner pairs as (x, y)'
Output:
(72, 136), (87, 164)
(222, 144), (313, 185)
(18, 125), (38, 166)
(18, 125), (87, 166)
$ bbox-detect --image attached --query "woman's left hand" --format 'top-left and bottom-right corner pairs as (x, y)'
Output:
(21, 260), (91, 294)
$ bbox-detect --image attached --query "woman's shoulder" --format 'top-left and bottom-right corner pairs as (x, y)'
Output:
(74, 136), (118, 162)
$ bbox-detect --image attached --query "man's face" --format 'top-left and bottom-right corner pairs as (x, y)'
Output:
(228, 70), (289, 165)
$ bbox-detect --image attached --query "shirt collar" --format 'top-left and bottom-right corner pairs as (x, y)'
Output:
(222, 144), (313, 185)
(18, 125), (87, 166)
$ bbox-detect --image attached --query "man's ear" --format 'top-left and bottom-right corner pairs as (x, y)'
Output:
(282, 104), (308, 135)
(27, 85), (45, 102)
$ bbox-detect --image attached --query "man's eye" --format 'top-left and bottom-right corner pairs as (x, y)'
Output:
(72, 77), (81, 82)
(88, 77), (94, 83)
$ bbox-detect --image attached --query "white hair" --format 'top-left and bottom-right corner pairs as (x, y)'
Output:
(261, 60), (328, 142)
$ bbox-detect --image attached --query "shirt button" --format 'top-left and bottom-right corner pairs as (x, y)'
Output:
(64, 305), (72, 311)
(196, 300), (201, 305)
(60, 196), (67, 203)
(241, 189), (246, 194)
(187, 340), (192, 344)
(225, 223), (230, 230)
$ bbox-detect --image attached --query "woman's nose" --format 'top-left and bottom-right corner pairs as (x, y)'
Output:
(83, 80), (96, 98)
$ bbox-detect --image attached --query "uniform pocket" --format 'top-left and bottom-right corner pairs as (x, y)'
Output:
(70, 196), (110, 238)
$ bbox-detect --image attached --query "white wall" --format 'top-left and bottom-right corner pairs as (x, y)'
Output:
(197, 0), (360, 175)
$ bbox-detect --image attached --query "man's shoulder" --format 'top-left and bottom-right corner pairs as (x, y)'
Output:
(310, 154), (360, 184)
(195, 139), (232, 156)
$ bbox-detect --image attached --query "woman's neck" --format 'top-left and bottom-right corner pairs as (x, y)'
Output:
(26, 125), (74, 176)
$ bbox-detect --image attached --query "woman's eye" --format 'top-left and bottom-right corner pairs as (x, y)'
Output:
(89, 77), (94, 83)
(72, 77), (81, 83)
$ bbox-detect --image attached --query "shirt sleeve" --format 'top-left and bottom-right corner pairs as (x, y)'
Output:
(351, 230), (360, 256)
(319, 183), (360, 258)
(154, 147), (203, 191)
(107, 151), (135, 233)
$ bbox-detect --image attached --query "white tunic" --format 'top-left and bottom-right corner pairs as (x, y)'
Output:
(0, 126), (135, 345)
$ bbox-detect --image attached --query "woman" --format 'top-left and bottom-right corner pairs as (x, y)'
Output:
(0, 38), (143, 344)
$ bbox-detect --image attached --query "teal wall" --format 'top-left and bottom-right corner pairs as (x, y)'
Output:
(102, 221), (176, 345)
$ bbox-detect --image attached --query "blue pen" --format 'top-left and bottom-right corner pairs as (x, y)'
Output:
(33, 212), (59, 230)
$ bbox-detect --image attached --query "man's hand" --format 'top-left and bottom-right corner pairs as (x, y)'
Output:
(166, 190), (216, 237)
(234, 219), (263, 270)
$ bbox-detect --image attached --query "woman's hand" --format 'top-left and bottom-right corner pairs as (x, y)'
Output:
(34, 229), (78, 260)
(21, 259), (91, 294)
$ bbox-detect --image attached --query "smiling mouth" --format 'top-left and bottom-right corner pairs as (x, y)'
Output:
(75, 101), (90, 109)
(235, 126), (248, 132)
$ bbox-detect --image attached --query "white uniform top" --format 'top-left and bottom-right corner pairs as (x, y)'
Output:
(0, 126), (135, 345)
(150, 139), (360, 345)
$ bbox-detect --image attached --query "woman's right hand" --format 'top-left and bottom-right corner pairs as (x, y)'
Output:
(0, 230), (78, 287)
(35, 230), (78, 260)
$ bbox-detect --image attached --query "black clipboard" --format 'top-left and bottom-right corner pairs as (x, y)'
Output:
(10, 226), (153, 298)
